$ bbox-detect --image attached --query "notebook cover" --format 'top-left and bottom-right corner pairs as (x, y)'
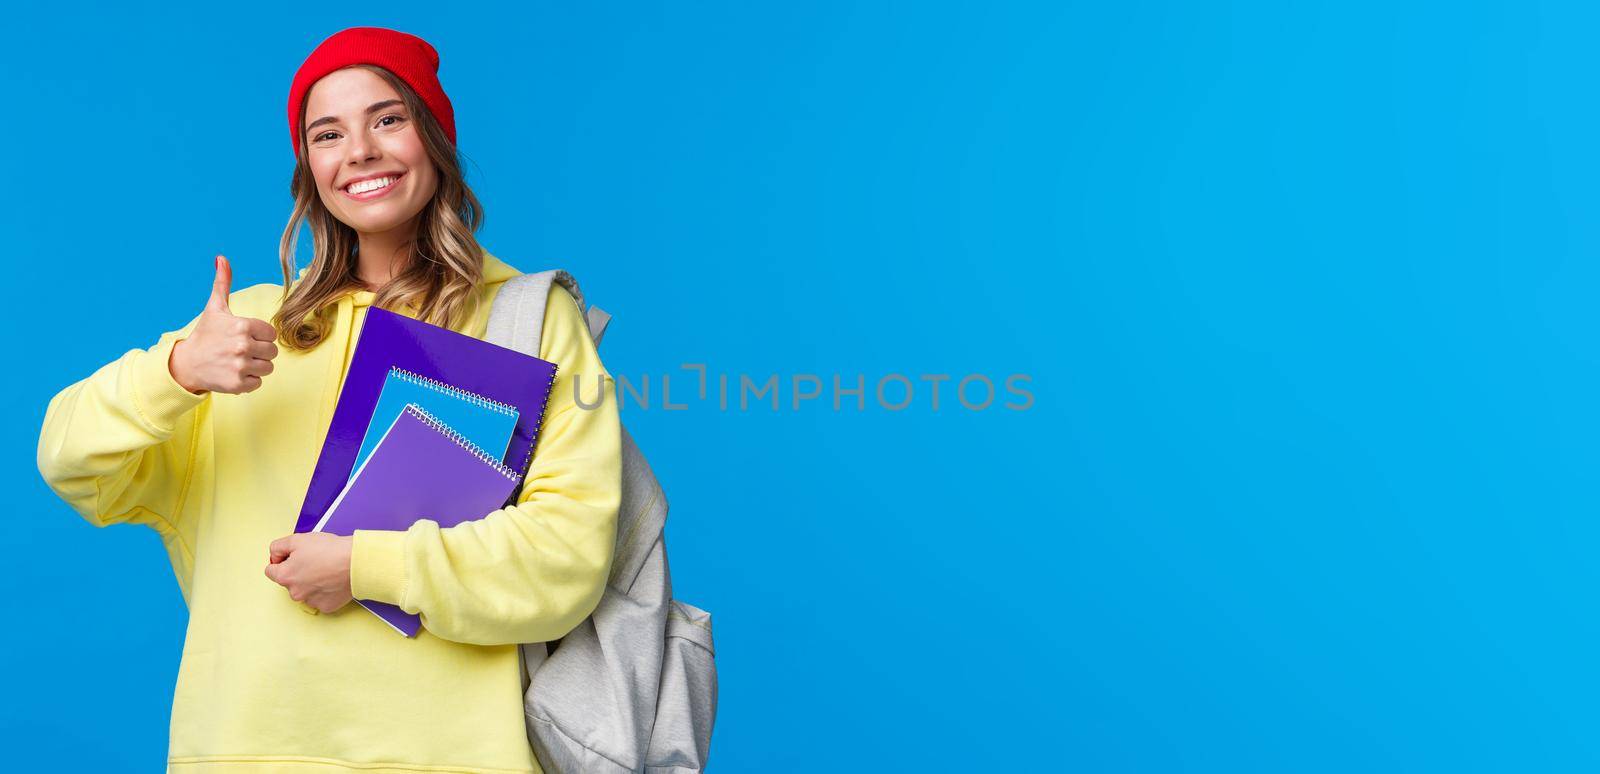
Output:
(296, 306), (558, 535)
(354, 367), (519, 474)
(313, 403), (523, 637)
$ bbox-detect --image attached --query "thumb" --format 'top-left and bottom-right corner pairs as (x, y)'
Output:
(207, 254), (233, 314)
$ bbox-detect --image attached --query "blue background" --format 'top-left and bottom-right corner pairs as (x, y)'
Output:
(3, 1), (1591, 771)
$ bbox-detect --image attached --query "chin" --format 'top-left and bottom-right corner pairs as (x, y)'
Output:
(352, 215), (410, 232)
(335, 204), (419, 233)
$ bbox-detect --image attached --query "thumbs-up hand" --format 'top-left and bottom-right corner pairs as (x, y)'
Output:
(169, 255), (279, 395)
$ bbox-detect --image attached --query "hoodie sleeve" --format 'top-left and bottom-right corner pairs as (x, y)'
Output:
(37, 313), (211, 535)
(349, 284), (622, 646)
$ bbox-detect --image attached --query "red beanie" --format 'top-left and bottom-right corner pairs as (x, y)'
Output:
(287, 26), (456, 158)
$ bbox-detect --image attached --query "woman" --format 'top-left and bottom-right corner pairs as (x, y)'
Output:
(35, 27), (620, 774)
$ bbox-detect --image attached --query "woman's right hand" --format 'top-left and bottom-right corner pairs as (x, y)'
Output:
(169, 255), (279, 395)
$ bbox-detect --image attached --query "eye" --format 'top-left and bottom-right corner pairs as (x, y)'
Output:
(377, 114), (406, 128)
(313, 131), (338, 143)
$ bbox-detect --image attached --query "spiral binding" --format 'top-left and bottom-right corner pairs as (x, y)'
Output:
(402, 403), (522, 483)
(514, 363), (560, 481)
(390, 367), (519, 416)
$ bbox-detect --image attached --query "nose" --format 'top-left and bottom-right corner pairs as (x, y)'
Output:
(343, 125), (380, 166)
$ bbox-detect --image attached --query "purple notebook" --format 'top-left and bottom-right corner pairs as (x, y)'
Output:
(313, 403), (523, 637)
(296, 306), (558, 535)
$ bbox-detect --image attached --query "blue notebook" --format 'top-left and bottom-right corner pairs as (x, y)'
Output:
(353, 367), (521, 475)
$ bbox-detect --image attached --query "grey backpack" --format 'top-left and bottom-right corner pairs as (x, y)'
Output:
(486, 269), (718, 773)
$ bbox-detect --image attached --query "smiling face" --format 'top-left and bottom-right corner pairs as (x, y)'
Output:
(301, 66), (439, 237)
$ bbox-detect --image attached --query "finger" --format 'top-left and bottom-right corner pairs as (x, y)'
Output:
(269, 536), (293, 560)
(244, 317), (277, 343)
(246, 338), (279, 360)
(242, 357), (275, 378)
(264, 563), (283, 583)
(207, 255), (233, 314)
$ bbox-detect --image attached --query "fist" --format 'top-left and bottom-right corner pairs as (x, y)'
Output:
(265, 532), (355, 614)
(169, 255), (279, 395)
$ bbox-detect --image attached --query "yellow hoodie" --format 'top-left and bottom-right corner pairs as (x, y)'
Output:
(36, 250), (620, 774)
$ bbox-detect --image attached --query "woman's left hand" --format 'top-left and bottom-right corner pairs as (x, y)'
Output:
(265, 532), (354, 614)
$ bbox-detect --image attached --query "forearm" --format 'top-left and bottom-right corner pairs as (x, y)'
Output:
(37, 318), (209, 527)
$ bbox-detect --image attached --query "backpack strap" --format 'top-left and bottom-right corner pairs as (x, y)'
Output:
(586, 305), (612, 347)
(487, 269), (715, 772)
(485, 269), (664, 589)
(487, 269), (610, 351)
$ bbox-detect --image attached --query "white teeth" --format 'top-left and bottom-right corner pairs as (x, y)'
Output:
(346, 176), (397, 194)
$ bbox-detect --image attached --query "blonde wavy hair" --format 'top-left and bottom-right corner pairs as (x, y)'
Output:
(274, 63), (485, 350)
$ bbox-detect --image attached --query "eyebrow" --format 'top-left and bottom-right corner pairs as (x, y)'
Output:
(305, 99), (406, 136)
